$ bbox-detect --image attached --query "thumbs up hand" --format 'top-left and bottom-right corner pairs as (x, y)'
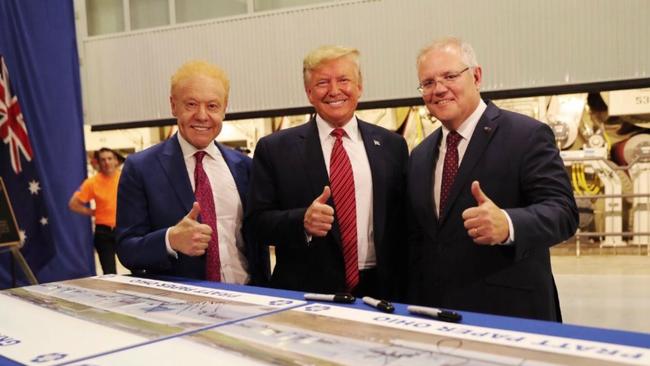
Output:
(461, 181), (509, 245)
(168, 202), (213, 256)
(470, 180), (489, 205)
(186, 201), (201, 221)
(304, 186), (335, 237)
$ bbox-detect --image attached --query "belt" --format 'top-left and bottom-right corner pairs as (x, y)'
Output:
(95, 224), (115, 231)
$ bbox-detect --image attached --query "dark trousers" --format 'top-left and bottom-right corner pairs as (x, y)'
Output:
(352, 268), (378, 298)
(94, 225), (116, 274)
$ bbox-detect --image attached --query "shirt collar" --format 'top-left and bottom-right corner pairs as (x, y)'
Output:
(441, 99), (487, 142)
(315, 114), (360, 143)
(177, 132), (221, 160)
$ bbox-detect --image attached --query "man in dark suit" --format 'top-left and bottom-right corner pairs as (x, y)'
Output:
(246, 45), (408, 299)
(116, 60), (269, 285)
(407, 37), (577, 321)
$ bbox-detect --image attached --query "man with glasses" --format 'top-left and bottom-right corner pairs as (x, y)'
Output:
(406, 37), (577, 321)
(246, 45), (408, 299)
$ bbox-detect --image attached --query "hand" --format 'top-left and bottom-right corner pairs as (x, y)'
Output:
(168, 202), (213, 256)
(304, 186), (335, 237)
(68, 196), (96, 217)
(462, 181), (509, 245)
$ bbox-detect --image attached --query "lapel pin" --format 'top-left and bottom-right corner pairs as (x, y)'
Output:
(483, 126), (492, 133)
(373, 139), (381, 146)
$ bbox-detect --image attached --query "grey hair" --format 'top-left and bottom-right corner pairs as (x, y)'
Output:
(416, 36), (478, 69)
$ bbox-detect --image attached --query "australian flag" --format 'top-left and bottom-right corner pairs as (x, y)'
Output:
(0, 0), (93, 288)
(0, 55), (55, 284)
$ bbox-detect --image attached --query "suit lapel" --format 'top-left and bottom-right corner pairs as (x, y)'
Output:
(418, 130), (442, 240)
(358, 120), (386, 245)
(439, 103), (499, 226)
(299, 119), (331, 200)
(158, 135), (194, 213)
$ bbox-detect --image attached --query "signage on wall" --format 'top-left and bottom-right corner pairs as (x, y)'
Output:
(608, 88), (650, 116)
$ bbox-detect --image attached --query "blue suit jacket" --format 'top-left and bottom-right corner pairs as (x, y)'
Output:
(246, 118), (408, 299)
(116, 134), (269, 284)
(407, 101), (578, 321)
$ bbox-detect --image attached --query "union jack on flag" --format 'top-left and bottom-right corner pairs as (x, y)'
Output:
(1, 56), (33, 174)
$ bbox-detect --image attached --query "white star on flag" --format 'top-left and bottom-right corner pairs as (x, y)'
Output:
(28, 179), (40, 195)
(39, 217), (48, 226)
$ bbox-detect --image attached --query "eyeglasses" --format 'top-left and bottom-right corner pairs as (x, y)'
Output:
(417, 67), (470, 95)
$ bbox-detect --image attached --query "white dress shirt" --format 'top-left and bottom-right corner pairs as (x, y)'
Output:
(165, 133), (250, 284)
(433, 100), (515, 242)
(316, 115), (376, 269)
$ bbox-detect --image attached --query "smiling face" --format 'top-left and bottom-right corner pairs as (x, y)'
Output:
(170, 74), (227, 149)
(305, 56), (362, 127)
(417, 45), (482, 131)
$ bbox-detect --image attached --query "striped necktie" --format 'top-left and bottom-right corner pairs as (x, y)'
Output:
(329, 128), (359, 291)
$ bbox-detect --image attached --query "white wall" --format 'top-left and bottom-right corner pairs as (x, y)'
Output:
(78, 0), (650, 127)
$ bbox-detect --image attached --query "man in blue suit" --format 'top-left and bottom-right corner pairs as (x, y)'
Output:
(407, 37), (577, 321)
(116, 60), (269, 285)
(246, 46), (408, 299)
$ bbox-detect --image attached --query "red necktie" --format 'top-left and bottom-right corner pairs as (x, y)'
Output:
(439, 131), (462, 217)
(194, 151), (221, 281)
(329, 128), (359, 291)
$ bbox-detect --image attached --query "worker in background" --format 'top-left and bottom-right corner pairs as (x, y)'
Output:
(69, 147), (124, 274)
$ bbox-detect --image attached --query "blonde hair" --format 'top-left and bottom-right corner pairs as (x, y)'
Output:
(416, 36), (478, 69)
(170, 60), (230, 103)
(303, 45), (361, 86)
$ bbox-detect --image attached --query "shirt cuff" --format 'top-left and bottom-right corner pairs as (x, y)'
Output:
(165, 228), (178, 258)
(501, 209), (515, 245)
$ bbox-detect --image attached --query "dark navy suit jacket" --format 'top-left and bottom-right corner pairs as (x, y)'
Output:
(407, 101), (578, 321)
(246, 118), (408, 299)
(116, 134), (269, 285)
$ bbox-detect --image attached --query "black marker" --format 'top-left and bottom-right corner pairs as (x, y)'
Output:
(407, 305), (462, 323)
(362, 296), (395, 313)
(304, 292), (355, 303)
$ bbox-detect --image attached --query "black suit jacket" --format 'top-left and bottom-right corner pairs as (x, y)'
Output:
(116, 134), (270, 285)
(246, 118), (408, 299)
(407, 101), (578, 321)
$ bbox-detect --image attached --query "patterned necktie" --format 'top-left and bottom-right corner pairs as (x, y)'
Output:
(329, 128), (359, 291)
(194, 151), (221, 281)
(439, 131), (462, 217)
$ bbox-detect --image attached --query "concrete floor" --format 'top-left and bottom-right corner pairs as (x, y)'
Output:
(552, 255), (650, 334)
(102, 253), (650, 334)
